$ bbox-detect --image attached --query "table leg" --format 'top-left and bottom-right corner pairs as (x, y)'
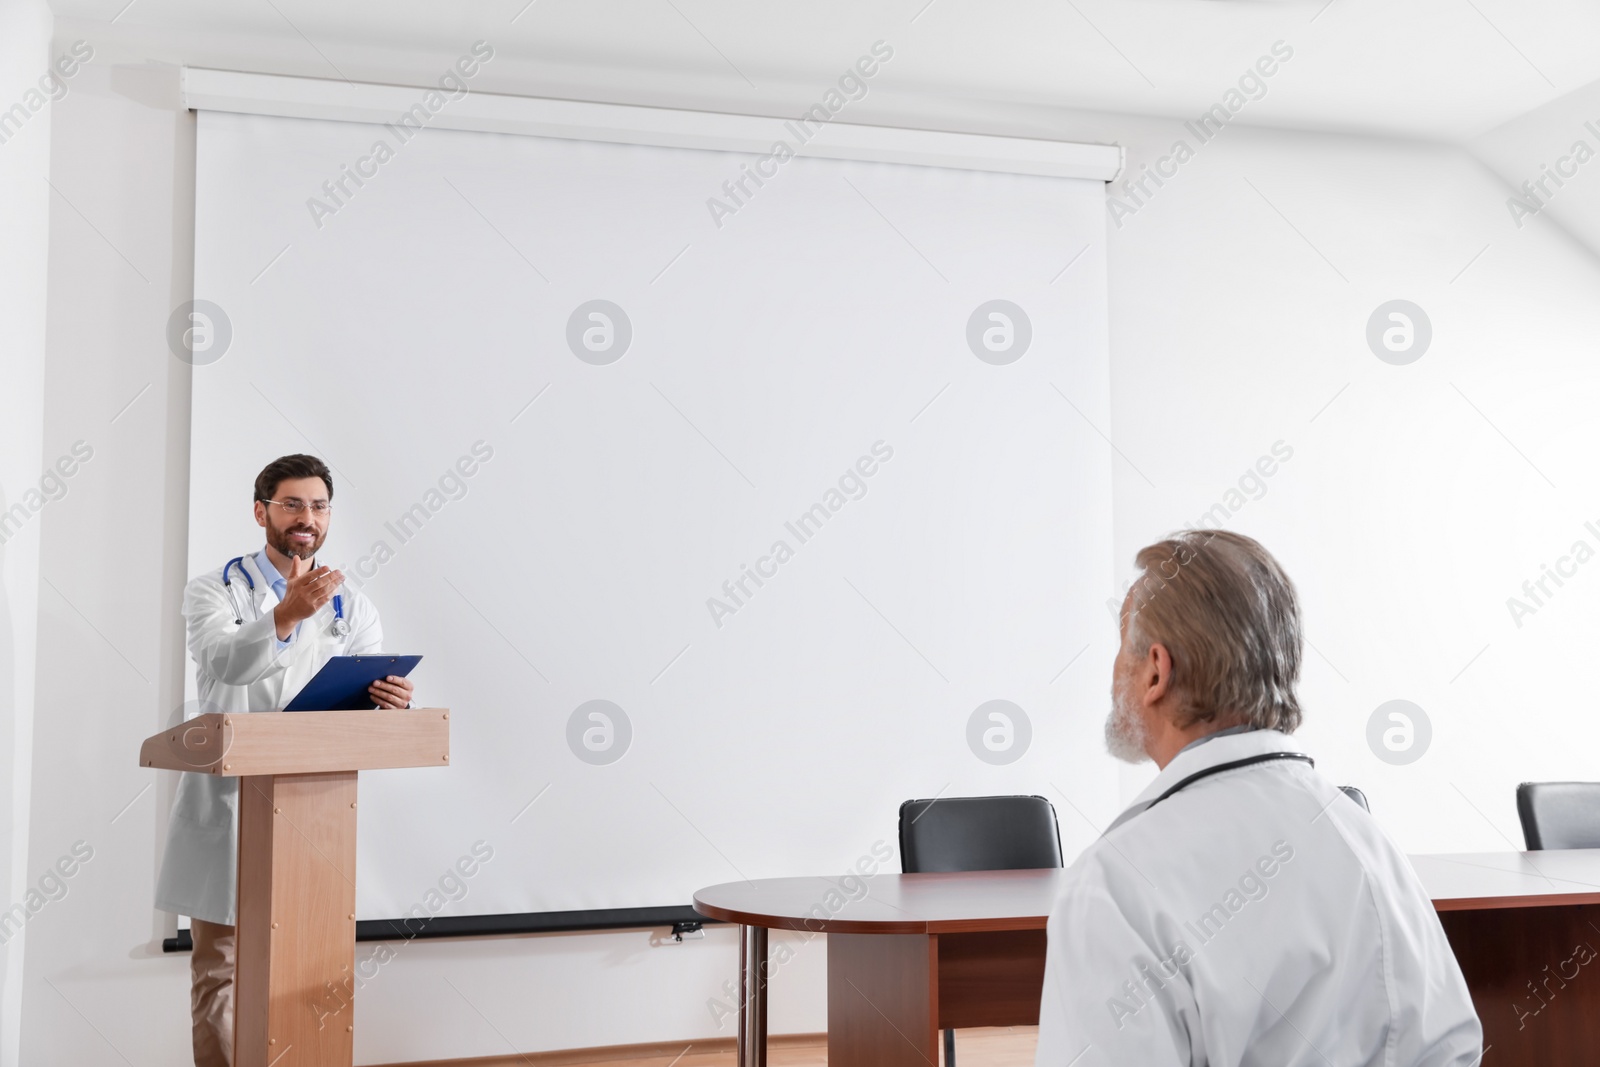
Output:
(827, 932), (938, 1067)
(738, 924), (768, 1067)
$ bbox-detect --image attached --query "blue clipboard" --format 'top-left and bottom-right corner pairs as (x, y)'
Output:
(283, 655), (422, 712)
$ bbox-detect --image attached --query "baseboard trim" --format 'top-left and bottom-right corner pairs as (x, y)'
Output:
(372, 1032), (827, 1067)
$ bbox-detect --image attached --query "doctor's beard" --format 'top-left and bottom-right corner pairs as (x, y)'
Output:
(1104, 670), (1150, 764)
(265, 514), (326, 561)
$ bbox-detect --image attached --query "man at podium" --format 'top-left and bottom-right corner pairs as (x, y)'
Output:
(155, 454), (414, 1067)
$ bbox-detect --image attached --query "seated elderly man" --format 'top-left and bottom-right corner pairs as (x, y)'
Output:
(1036, 530), (1481, 1066)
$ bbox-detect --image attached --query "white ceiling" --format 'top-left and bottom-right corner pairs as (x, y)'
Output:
(47, 0), (1600, 143)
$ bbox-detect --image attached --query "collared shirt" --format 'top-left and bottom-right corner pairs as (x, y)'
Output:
(254, 549), (298, 650)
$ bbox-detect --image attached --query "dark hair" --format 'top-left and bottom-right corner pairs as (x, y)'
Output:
(1123, 529), (1303, 734)
(253, 454), (333, 505)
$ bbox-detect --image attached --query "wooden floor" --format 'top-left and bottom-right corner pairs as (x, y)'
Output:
(382, 1027), (1038, 1067)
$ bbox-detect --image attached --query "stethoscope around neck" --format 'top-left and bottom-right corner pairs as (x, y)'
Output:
(222, 555), (348, 636)
(1103, 750), (1315, 836)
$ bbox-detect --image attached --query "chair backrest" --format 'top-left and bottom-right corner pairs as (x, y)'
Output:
(898, 795), (1063, 874)
(1339, 785), (1370, 812)
(1517, 782), (1600, 850)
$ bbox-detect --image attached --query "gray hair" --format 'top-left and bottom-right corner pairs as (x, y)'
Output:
(1122, 529), (1303, 733)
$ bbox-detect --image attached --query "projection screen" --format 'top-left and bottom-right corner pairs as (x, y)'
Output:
(185, 103), (1119, 919)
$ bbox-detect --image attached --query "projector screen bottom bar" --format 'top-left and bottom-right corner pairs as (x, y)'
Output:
(162, 905), (722, 951)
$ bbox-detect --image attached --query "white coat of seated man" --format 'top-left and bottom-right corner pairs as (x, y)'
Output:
(1035, 530), (1482, 1067)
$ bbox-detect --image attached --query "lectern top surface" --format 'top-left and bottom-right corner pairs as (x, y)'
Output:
(138, 707), (450, 776)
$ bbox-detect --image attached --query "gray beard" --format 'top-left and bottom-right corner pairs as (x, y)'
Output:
(1104, 682), (1150, 764)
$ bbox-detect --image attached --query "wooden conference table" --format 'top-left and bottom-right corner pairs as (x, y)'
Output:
(694, 849), (1600, 1067)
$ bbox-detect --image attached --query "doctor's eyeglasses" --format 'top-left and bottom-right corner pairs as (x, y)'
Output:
(260, 498), (333, 516)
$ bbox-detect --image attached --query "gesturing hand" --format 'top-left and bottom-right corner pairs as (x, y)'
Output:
(273, 555), (344, 640)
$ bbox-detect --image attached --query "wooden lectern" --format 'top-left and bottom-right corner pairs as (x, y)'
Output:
(141, 708), (451, 1067)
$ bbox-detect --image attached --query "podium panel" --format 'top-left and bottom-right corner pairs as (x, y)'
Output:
(237, 771), (360, 1067)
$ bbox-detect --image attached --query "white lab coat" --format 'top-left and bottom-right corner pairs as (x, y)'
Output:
(1035, 729), (1482, 1067)
(155, 553), (383, 925)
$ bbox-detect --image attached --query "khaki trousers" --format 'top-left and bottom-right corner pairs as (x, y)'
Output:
(190, 919), (235, 1067)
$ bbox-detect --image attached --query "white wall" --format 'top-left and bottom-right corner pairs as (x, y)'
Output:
(0, 1), (53, 1064)
(16, 21), (198, 1064)
(1100, 117), (1600, 840)
(18, 18), (1600, 1067)
(1471, 77), (1600, 263)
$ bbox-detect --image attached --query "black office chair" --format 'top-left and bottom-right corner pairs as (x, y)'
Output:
(899, 795), (1063, 1065)
(1339, 785), (1371, 812)
(1517, 782), (1600, 850)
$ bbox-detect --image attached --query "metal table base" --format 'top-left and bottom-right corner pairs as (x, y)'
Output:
(738, 924), (768, 1067)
